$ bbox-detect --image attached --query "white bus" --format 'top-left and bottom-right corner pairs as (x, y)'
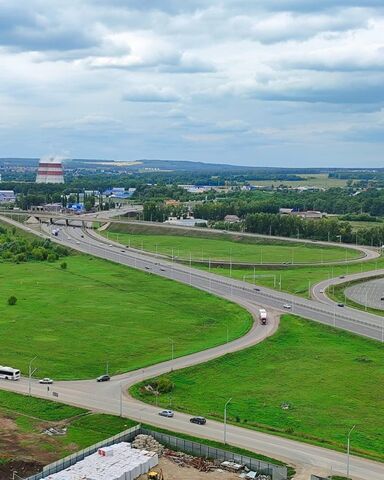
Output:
(0, 366), (21, 380)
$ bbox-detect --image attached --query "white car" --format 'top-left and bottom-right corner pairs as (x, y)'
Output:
(39, 378), (53, 384)
(283, 304), (292, 309)
(158, 410), (174, 418)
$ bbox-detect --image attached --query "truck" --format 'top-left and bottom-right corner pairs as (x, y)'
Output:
(259, 308), (267, 325)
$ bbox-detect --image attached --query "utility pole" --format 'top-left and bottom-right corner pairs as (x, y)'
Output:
(28, 356), (38, 396)
(120, 384), (123, 417)
(224, 398), (232, 444)
(346, 425), (356, 479)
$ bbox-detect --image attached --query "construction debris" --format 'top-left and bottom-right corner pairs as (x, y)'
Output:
(42, 427), (67, 436)
(163, 450), (217, 472)
(133, 436), (271, 480)
(132, 435), (165, 455)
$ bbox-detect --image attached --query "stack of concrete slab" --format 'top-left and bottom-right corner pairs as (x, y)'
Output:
(44, 442), (158, 480)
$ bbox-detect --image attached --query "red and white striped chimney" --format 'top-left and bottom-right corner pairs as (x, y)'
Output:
(36, 156), (64, 184)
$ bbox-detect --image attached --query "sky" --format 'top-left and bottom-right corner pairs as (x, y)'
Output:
(0, 1), (383, 167)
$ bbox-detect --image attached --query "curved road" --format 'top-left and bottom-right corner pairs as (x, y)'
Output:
(0, 217), (383, 479)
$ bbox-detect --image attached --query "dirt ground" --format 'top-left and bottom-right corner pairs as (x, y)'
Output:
(140, 458), (242, 480)
(0, 412), (77, 480)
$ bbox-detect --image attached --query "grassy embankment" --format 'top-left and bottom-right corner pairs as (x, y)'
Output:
(102, 229), (360, 264)
(0, 255), (251, 380)
(0, 390), (292, 476)
(131, 314), (384, 462)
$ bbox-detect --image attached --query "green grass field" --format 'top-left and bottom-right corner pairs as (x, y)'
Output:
(0, 255), (251, 380)
(102, 230), (360, 264)
(250, 174), (348, 188)
(131, 315), (384, 461)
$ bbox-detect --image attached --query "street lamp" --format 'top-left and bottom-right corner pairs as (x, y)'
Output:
(224, 397), (232, 444)
(28, 356), (38, 396)
(169, 338), (174, 362)
(346, 425), (356, 479)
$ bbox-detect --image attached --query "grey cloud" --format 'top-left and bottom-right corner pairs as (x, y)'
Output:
(249, 81), (384, 104)
(0, 3), (99, 52)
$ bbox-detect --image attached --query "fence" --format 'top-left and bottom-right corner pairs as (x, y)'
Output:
(25, 424), (287, 480)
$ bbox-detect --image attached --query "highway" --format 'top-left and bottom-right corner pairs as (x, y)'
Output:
(0, 216), (384, 479)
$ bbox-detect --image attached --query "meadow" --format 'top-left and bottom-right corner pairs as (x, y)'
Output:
(0, 255), (251, 380)
(132, 315), (384, 461)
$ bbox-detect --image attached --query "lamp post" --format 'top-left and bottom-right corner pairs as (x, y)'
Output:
(169, 338), (174, 362)
(224, 397), (232, 444)
(346, 425), (356, 479)
(28, 356), (38, 396)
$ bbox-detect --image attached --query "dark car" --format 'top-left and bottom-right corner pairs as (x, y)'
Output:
(253, 287), (260, 292)
(337, 303), (345, 307)
(96, 374), (110, 382)
(190, 416), (206, 425)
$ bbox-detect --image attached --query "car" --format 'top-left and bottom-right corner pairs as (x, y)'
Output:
(145, 266), (151, 270)
(190, 416), (206, 425)
(121, 250), (125, 253)
(337, 303), (345, 307)
(381, 297), (384, 301)
(283, 304), (292, 309)
(253, 287), (260, 292)
(81, 234), (84, 238)
(76, 241), (80, 244)
(108, 244), (113, 247)
(158, 410), (174, 418)
(39, 378), (53, 384)
(319, 289), (324, 293)
(160, 268), (166, 272)
(339, 276), (345, 279)
(96, 374), (110, 382)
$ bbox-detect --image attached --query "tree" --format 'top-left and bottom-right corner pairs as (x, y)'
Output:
(8, 296), (17, 305)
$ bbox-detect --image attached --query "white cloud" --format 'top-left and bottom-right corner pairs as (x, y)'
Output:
(0, 0), (383, 165)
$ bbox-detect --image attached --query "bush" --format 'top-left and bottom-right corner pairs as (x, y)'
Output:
(7, 296), (17, 306)
(60, 261), (67, 270)
(47, 253), (57, 263)
(153, 377), (174, 393)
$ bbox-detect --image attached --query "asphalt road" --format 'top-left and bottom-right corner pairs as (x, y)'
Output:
(1, 216), (384, 479)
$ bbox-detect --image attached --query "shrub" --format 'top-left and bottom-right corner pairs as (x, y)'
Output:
(153, 377), (174, 393)
(60, 261), (67, 270)
(47, 253), (57, 263)
(7, 296), (17, 306)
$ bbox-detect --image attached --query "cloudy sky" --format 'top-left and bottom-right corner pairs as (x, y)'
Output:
(1, 1), (383, 167)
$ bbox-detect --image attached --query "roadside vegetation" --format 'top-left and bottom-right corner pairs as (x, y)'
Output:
(0, 255), (251, 380)
(0, 223), (69, 263)
(102, 228), (360, 264)
(131, 314), (384, 462)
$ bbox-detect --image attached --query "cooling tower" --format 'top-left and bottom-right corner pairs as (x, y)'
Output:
(36, 156), (64, 184)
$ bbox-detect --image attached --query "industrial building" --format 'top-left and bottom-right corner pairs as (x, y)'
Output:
(0, 190), (16, 203)
(36, 156), (64, 184)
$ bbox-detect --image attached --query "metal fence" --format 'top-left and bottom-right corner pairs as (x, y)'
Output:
(25, 425), (287, 480)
